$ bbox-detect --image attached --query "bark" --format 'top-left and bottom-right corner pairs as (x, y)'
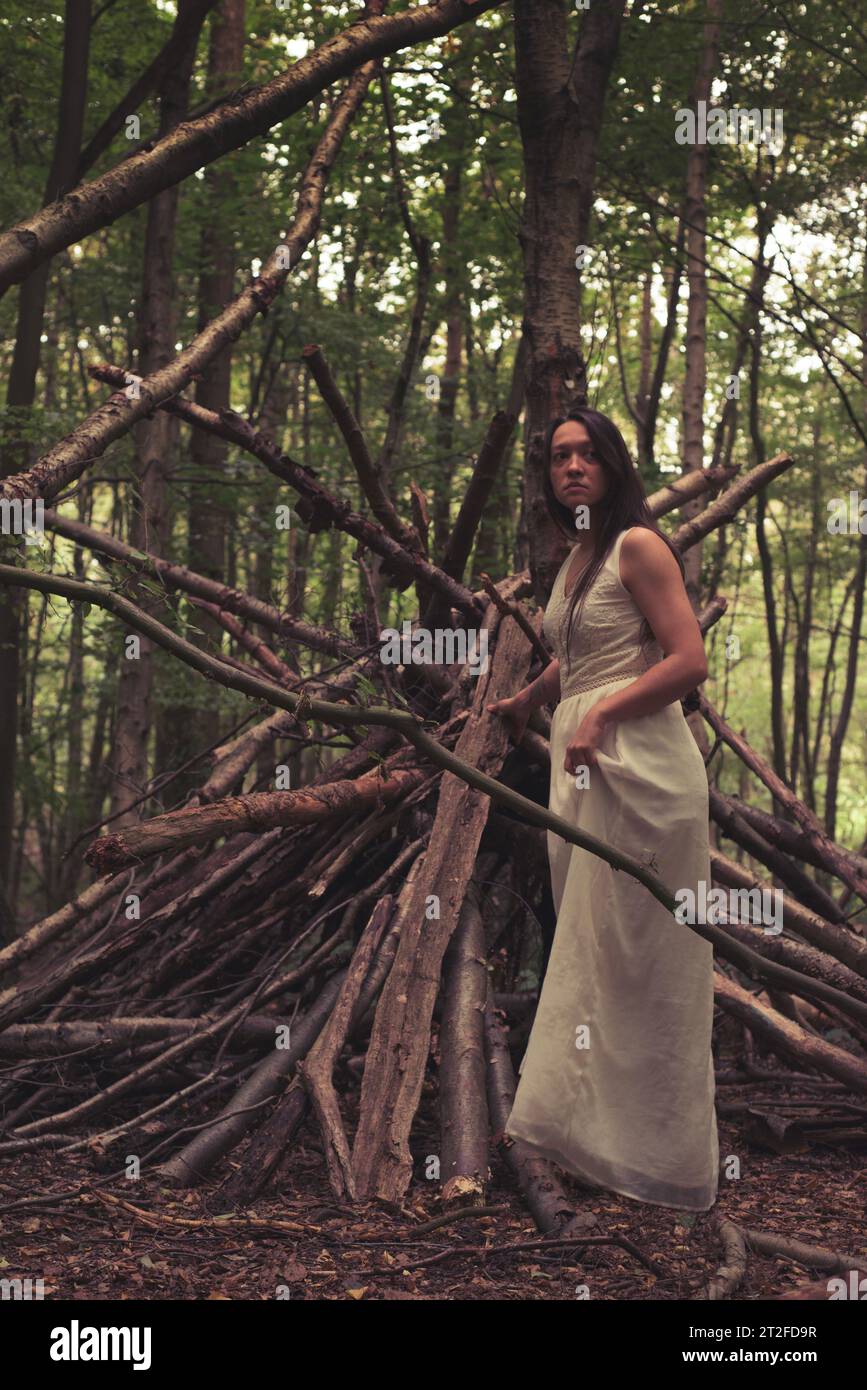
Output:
(515, 0), (626, 602)
(167, 0), (247, 788)
(298, 895), (394, 1199)
(86, 762), (428, 872)
(644, 462), (738, 519)
(717, 790), (867, 886)
(706, 1219), (747, 1301)
(0, 1014), (279, 1058)
(669, 452), (794, 551)
(110, 0), (205, 827)
(351, 609), (536, 1202)
(439, 883), (489, 1205)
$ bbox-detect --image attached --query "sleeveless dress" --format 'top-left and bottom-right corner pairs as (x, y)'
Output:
(504, 527), (719, 1211)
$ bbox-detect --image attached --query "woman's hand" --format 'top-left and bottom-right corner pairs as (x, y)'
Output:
(563, 705), (611, 775)
(485, 691), (531, 744)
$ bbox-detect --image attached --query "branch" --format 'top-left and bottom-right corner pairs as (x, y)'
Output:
(698, 692), (867, 906)
(2, 562), (867, 1025)
(668, 452), (794, 550)
(187, 598), (297, 685)
(75, 0), (219, 179)
(44, 506), (359, 661)
(301, 342), (421, 551)
(440, 410), (519, 582)
(86, 765), (429, 872)
(0, 0), (508, 295)
(0, 56), (377, 505)
(84, 363), (485, 617)
(644, 462), (738, 518)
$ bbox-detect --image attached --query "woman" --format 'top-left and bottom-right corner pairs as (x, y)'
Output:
(486, 407), (719, 1211)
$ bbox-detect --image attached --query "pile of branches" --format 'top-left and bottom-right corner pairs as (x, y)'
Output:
(2, 394), (867, 1263)
(0, 20), (865, 1287)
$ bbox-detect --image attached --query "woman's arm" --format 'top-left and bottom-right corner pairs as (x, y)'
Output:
(562, 530), (706, 773)
(519, 657), (561, 711)
(485, 658), (560, 743)
(596, 528), (707, 725)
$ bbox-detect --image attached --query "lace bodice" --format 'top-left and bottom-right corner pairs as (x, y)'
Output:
(542, 527), (663, 700)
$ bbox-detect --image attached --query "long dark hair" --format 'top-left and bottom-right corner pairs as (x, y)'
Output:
(543, 407), (685, 668)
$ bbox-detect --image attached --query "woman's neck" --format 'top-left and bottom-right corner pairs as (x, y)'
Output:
(573, 509), (605, 549)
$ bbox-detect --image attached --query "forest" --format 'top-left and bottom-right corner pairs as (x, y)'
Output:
(0, 0), (865, 1320)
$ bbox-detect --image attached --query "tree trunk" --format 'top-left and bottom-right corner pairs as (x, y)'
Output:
(679, 0), (721, 608)
(0, 0), (91, 932)
(161, 0), (246, 797)
(110, 1), (207, 827)
(514, 0), (626, 602)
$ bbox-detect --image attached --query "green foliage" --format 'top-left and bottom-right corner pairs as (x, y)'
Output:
(3, 0), (867, 913)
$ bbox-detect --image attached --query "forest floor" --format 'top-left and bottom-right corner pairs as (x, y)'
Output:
(1, 1069), (864, 1302)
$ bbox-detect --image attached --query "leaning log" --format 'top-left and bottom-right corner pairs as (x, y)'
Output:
(351, 608), (537, 1203)
(439, 883), (490, 1206)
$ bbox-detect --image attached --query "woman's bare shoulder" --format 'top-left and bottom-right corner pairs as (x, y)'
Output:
(620, 526), (676, 564)
(619, 527), (680, 589)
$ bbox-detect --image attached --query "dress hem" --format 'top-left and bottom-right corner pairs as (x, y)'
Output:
(505, 1122), (719, 1213)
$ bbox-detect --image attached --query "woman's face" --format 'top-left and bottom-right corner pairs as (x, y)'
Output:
(550, 421), (609, 515)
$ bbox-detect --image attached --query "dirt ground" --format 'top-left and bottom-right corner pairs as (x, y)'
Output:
(1, 1071), (864, 1302)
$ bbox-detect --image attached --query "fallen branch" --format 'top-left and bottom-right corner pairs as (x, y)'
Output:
(706, 1218), (748, 1300)
(85, 763), (427, 872)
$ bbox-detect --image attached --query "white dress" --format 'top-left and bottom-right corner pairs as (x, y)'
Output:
(505, 527), (719, 1211)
